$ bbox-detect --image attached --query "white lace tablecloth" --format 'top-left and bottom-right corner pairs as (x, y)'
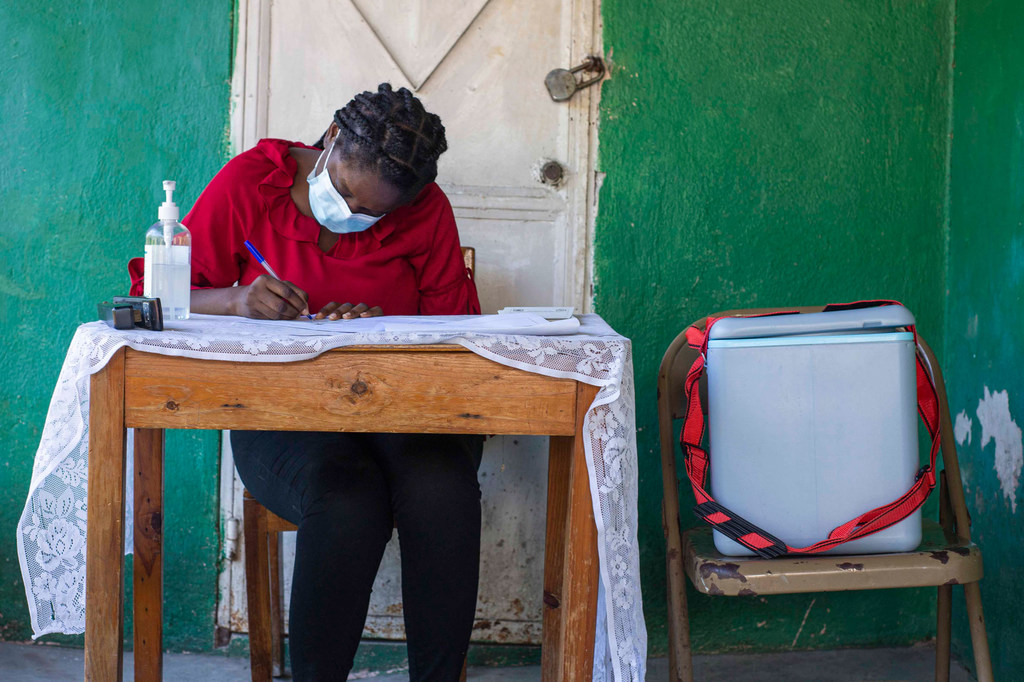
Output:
(17, 314), (647, 681)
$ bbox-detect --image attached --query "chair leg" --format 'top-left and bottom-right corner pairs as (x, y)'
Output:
(666, 561), (695, 682)
(268, 531), (285, 677)
(244, 498), (274, 682)
(664, 507), (694, 682)
(459, 656), (467, 682)
(935, 584), (951, 682)
(963, 582), (994, 682)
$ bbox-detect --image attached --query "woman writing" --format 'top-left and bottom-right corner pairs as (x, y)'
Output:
(130, 83), (482, 681)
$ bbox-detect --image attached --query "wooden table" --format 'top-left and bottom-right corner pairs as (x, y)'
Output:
(85, 345), (600, 681)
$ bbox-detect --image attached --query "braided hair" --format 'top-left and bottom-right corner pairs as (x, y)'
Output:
(314, 83), (448, 200)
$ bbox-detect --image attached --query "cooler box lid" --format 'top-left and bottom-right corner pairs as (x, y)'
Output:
(707, 305), (915, 341)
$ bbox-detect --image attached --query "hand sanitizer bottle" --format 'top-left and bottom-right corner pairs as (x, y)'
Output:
(143, 180), (191, 320)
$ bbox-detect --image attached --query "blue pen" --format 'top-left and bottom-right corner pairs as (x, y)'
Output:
(244, 240), (312, 318)
(244, 240), (281, 279)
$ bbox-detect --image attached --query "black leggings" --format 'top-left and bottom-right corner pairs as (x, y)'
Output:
(231, 430), (484, 682)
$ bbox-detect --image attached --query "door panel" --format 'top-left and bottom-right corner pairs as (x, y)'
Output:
(226, 0), (601, 645)
(350, 0), (491, 89)
(448, 185), (567, 310)
(264, 0), (585, 313)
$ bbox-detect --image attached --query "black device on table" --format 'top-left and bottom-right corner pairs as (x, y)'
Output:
(98, 296), (164, 331)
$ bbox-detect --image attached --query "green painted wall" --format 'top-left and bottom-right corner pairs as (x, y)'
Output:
(595, 0), (953, 654)
(0, 2), (233, 650)
(946, 0), (1024, 678)
(4, 0), (1021, 672)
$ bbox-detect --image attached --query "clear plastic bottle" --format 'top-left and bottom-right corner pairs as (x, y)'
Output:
(143, 180), (191, 320)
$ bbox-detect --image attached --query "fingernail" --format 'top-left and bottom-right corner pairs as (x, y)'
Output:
(329, 313), (339, 320)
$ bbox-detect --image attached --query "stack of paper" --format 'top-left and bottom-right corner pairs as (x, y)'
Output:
(175, 313), (581, 336)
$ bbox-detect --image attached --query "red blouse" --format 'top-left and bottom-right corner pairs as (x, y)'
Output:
(129, 138), (480, 316)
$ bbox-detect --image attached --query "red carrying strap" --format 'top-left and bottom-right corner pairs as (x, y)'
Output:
(679, 301), (941, 558)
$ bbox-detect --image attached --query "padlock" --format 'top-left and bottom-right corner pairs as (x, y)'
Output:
(544, 56), (605, 102)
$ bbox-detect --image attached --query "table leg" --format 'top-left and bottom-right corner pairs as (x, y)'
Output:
(542, 383), (600, 681)
(243, 493), (274, 681)
(86, 348), (127, 681)
(134, 428), (164, 681)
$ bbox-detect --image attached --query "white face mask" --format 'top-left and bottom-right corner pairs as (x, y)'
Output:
(306, 136), (383, 234)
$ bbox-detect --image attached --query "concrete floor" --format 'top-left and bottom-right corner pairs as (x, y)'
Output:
(0, 641), (971, 681)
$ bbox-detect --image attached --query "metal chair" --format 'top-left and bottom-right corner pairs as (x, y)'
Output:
(243, 247), (476, 681)
(657, 306), (994, 682)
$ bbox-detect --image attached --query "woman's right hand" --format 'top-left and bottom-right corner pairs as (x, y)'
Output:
(235, 275), (309, 319)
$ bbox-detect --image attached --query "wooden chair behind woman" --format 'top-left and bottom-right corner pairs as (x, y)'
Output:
(243, 247), (476, 681)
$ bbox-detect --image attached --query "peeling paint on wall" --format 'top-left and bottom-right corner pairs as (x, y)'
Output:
(966, 314), (979, 339)
(946, 0), (1024, 676)
(976, 387), (1023, 512)
(954, 410), (973, 446)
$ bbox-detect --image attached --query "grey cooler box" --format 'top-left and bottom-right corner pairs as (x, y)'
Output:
(705, 305), (922, 556)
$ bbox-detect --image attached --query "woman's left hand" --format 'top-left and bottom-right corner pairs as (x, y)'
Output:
(316, 302), (384, 320)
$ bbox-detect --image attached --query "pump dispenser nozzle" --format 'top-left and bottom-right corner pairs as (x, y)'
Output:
(158, 180), (180, 221)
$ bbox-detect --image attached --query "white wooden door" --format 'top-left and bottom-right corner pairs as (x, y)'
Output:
(220, 0), (602, 646)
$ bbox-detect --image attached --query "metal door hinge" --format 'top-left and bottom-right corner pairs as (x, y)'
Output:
(224, 517), (240, 560)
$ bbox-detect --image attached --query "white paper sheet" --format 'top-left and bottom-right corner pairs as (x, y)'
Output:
(168, 313), (581, 336)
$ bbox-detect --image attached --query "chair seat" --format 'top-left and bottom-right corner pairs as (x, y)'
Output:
(265, 510), (297, 534)
(683, 519), (982, 596)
